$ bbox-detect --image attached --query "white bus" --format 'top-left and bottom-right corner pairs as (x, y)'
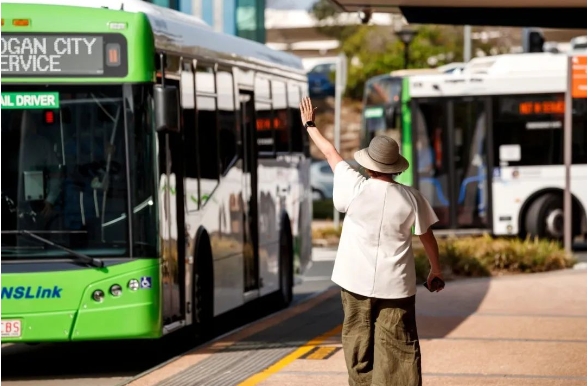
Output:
(407, 52), (586, 240)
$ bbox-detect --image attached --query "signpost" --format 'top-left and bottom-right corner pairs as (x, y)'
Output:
(333, 52), (347, 229)
(564, 54), (586, 253)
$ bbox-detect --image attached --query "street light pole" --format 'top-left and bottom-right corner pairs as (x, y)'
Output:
(403, 42), (410, 69)
(396, 28), (416, 69)
(463, 25), (472, 62)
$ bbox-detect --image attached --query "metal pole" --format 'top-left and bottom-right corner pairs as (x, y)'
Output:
(463, 25), (472, 62)
(522, 27), (530, 52)
(563, 55), (573, 253)
(213, 0), (223, 33)
(333, 55), (343, 229)
(403, 42), (409, 69)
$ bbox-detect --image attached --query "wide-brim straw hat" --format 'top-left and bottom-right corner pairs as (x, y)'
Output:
(354, 135), (410, 174)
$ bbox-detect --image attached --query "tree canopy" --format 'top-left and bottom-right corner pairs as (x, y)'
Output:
(309, 0), (510, 100)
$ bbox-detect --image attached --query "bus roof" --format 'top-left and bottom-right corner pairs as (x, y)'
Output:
(3, 0), (305, 73)
(409, 52), (571, 97)
(368, 62), (466, 82)
(389, 68), (441, 77)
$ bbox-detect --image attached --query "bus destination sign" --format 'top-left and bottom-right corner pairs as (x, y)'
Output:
(1, 35), (103, 75)
(1, 34), (126, 77)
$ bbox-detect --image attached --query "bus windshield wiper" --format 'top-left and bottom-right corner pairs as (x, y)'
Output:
(3, 230), (104, 268)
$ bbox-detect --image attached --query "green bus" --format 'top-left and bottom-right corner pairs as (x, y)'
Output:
(361, 54), (587, 239)
(1, 0), (312, 343)
(361, 69), (442, 185)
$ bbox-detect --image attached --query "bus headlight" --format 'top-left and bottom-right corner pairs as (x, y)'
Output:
(128, 279), (139, 291)
(110, 284), (122, 297)
(92, 290), (105, 302)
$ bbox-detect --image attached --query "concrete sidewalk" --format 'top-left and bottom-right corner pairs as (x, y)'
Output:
(254, 268), (587, 386)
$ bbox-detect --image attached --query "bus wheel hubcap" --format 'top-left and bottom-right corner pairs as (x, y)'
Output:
(545, 209), (564, 238)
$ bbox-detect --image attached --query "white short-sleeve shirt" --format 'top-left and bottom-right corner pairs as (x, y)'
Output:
(331, 161), (439, 299)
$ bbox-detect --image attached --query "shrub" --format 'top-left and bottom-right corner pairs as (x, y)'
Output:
(413, 234), (576, 281)
(312, 225), (343, 241)
(313, 199), (346, 221)
(311, 228), (577, 281)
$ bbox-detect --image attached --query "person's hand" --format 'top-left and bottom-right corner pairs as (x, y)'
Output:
(40, 201), (53, 217)
(299, 96), (317, 125)
(427, 268), (444, 292)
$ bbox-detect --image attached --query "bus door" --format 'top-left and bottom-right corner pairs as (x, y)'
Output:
(412, 98), (491, 229)
(239, 91), (260, 298)
(450, 98), (490, 229)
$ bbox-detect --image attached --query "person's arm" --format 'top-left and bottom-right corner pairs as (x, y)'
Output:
(299, 97), (343, 172)
(411, 188), (443, 291)
(419, 228), (443, 291)
(419, 228), (441, 273)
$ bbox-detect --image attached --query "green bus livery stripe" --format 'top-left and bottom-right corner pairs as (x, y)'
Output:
(1, 3), (155, 83)
(396, 77), (413, 187)
(1, 92), (59, 109)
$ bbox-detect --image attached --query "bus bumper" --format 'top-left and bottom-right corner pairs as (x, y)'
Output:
(1, 259), (162, 343)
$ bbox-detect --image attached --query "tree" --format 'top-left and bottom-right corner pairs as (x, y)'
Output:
(310, 0), (360, 42)
(308, 2), (514, 100)
(340, 24), (464, 99)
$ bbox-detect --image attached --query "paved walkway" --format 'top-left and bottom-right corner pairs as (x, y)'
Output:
(246, 268), (587, 386)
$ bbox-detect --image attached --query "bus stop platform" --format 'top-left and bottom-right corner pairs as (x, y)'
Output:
(125, 267), (587, 386)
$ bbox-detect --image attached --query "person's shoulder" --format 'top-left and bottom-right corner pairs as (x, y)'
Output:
(334, 160), (352, 172)
(393, 183), (427, 203)
(398, 183), (422, 195)
(334, 160), (363, 178)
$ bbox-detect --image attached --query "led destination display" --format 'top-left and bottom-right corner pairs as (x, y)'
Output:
(1, 33), (127, 77)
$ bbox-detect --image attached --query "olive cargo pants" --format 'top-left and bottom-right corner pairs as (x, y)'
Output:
(341, 289), (422, 386)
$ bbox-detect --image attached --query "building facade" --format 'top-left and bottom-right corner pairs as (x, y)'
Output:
(144, 0), (266, 43)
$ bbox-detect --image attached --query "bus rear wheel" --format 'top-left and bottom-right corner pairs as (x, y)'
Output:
(275, 227), (293, 309)
(524, 193), (579, 241)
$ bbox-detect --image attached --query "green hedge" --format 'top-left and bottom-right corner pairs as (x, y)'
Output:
(313, 199), (346, 221)
(414, 234), (577, 282)
(311, 225), (577, 281)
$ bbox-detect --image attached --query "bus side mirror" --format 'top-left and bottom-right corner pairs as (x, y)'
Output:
(385, 106), (399, 129)
(154, 84), (180, 133)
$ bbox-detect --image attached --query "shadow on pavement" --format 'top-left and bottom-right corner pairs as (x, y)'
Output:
(0, 295), (287, 383)
(416, 276), (491, 339)
(1, 257), (497, 383)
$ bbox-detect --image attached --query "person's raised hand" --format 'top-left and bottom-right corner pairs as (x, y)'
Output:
(299, 96), (317, 125)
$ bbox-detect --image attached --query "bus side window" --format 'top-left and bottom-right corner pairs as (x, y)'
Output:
(255, 76), (275, 155)
(272, 81), (289, 153)
(196, 65), (220, 204)
(288, 84), (303, 153)
(217, 68), (238, 174)
(181, 61), (200, 211)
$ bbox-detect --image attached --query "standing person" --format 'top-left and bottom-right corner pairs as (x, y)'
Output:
(300, 97), (443, 386)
